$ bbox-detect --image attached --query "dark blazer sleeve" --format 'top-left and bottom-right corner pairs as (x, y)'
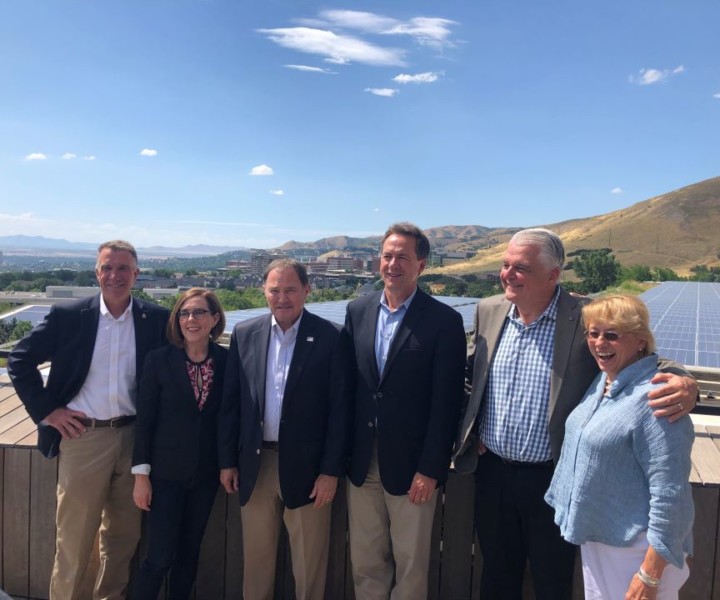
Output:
(132, 350), (163, 468)
(417, 305), (466, 482)
(318, 322), (351, 477)
(218, 331), (242, 470)
(7, 306), (61, 424)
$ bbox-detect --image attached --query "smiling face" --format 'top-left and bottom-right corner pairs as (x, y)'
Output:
(264, 267), (310, 332)
(500, 242), (560, 317)
(380, 233), (426, 306)
(95, 248), (139, 313)
(178, 295), (219, 349)
(586, 323), (646, 381)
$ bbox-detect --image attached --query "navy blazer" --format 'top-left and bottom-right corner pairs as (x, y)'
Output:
(133, 342), (227, 482)
(217, 310), (349, 509)
(8, 294), (169, 458)
(344, 289), (466, 496)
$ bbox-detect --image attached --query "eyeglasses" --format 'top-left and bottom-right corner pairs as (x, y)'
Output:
(585, 330), (623, 342)
(178, 309), (210, 321)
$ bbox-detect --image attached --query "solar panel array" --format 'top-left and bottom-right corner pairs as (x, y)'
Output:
(3, 285), (720, 369)
(640, 282), (720, 368)
(224, 295), (482, 333)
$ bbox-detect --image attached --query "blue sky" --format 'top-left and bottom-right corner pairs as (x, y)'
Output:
(1, 0), (719, 248)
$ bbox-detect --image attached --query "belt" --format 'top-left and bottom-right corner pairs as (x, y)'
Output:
(78, 416), (136, 429)
(262, 441), (279, 451)
(488, 450), (553, 469)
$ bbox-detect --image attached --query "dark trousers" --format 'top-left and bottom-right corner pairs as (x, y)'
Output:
(134, 477), (218, 600)
(474, 451), (576, 600)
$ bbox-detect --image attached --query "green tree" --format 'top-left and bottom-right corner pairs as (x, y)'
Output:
(131, 290), (159, 304)
(572, 250), (621, 293)
(153, 268), (175, 278)
(0, 318), (33, 344)
(652, 267), (680, 282)
(620, 264), (653, 282)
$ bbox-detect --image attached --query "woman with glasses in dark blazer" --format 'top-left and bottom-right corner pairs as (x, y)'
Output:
(132, 288), (227, 600)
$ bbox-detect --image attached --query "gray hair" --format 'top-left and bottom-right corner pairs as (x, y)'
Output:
(509, 228), (565, 270)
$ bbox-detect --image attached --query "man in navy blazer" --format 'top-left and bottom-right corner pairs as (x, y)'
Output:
(344, 223), (466, 600)
(8, 240), (168, 600)
(218, 259), (348, 600)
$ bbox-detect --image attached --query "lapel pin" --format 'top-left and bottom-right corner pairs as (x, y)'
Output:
(307, 336), (314, 342)
(142, 313), (147, 319)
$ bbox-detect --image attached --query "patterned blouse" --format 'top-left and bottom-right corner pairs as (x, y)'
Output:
(186, 354), (215, 411)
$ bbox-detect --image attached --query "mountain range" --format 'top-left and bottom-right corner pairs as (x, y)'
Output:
(1, 176), (718, 274)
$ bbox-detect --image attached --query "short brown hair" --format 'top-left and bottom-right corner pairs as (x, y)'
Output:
(96, 240), (138, 268)
(582, 294), (656, 356)
(167, 288), (226, 348)
(263, 258), (309, 287)
(380, 222), (430, 260)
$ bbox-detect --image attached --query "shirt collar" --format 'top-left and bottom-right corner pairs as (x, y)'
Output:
(508, 285), (560, 326)
(99, 294), (133, 321)
(379, 287), (418, 312)
(604, 354), (659, 397)
(271, 311), (303, 340)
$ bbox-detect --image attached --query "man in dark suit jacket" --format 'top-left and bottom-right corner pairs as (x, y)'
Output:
(453, 228), (698, 600)
(344, 223), (466, 600)
(8, 240), (168, 600)
(218, 259), (348, 600)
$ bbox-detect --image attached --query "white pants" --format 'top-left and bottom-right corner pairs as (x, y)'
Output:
(581, 532), (689, 600)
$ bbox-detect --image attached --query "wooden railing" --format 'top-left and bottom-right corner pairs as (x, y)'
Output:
(1, 371), (719, 599)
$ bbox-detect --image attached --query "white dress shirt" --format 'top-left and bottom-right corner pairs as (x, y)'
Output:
(67, 295), (137, 419)
(263, 314), (302, 442)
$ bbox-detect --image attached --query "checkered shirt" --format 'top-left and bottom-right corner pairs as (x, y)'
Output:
(479, 287), (560, 462)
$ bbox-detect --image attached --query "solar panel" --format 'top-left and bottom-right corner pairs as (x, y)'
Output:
(640, 281), (720, 369)
(223, 295), (483, 334)
(0, 305), (51, 327)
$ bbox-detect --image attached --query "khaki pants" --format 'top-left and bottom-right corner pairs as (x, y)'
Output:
(347, 447), (438, 600)
(51, 425), (140, 600)
(240, 449), (331, 600)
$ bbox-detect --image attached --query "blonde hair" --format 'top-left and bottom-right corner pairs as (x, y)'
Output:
(581, 294), (655, 355)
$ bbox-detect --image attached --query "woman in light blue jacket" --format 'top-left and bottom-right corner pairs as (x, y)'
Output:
(545, 295), (694, 600)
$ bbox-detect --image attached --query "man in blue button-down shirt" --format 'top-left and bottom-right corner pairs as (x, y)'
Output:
(453, 227), (698, 600)
(344, 222), (466, 600)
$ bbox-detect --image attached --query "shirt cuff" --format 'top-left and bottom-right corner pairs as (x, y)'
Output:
(131, 464), (151, 475)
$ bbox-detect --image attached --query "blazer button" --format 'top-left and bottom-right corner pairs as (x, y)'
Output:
(256, 449), (261, 454)
(376, 392), (384, 399)
(368, 421), (374, 427)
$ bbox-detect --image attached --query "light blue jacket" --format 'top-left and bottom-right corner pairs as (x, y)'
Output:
(545, 354), (694, 567)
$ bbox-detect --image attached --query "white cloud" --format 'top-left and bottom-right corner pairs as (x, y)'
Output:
(269, 189), (285, 196)
(365, 87), (398, 97)
(62, 152), (77, 160)
(373, 208), (380, 212)
(713, 92), (720, 99)
(140, 148), (158, 157)
(315, 10), (458, 48)
(250, 164), (274, 176)
(393, 71), (440, 84)
(83, 155), (96, 161)
(25, 152), (47, 161)
(629, 66), (685, 85)
(0, 211), (38, 222)
(259, 26), (406, 67)
(284, 64), (335, 74)
(611, 187), (623, 194)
